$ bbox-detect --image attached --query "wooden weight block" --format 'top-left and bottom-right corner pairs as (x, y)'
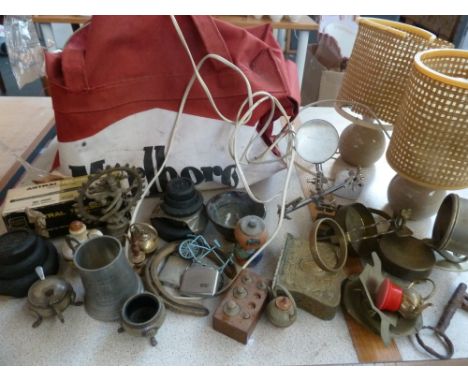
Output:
(212, 269), (269, 344)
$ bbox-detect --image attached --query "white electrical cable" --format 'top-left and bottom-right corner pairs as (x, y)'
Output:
(128, 16), (299, 295)
(231, 93), (295, 204)
(169, 16), (303, 293)
(129, 16), (390, 295)
(231, 91), (293, 166)
(131, 16), (297, 224)
(132, 22), (257, 224)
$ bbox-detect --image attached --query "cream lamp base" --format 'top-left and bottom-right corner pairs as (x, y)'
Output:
(338, 122), (386, 167)
(387, 175), (446, 220)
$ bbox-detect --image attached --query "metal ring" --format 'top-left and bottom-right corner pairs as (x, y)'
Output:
(309, 218), (348, 273)
(415, 326), (454, 360)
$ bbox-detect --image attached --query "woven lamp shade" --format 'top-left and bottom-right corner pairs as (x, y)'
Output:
(337, 17), (452, 124)
(387, 49), (468, 190)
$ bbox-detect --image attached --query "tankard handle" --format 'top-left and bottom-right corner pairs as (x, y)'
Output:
(423, 239), (468, 264)
(65, 236), (81, 252)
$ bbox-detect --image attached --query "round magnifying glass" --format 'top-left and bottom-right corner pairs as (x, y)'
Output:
(295, 119), (339, 164)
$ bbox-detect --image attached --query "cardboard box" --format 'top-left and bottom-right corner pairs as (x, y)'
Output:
(2, 176), (89, 238)
(301, 49), (344, 106)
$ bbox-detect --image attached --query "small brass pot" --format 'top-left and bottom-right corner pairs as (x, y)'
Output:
(119, 292), (166, 347)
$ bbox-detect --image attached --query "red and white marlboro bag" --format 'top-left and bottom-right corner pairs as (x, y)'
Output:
(45, 16), (300, 193)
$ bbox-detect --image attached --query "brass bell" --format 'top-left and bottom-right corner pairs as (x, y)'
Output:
(129, 223), (159, 254)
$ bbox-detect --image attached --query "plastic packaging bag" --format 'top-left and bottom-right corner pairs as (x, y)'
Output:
(4, 16), (45, 89)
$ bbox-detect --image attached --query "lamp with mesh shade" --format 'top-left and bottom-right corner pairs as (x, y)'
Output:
(387, 49), (468, 220)
(336, 17), (452, 168)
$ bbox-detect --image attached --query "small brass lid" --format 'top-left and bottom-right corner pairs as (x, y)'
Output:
(239, 215), (265, 237)
(275, 296), (293, 311)
(28, 276), (72, 307)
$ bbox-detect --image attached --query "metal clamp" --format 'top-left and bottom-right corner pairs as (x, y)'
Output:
(282, 169), (363, 219)
(434, 248), (468, 264)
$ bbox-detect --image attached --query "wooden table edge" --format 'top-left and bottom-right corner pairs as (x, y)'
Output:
(0, 118), (56, 200)
(32, 15), (319, 31)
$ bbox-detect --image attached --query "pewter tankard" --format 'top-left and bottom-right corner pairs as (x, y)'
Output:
(432, 194), (468, 263)
(74, 235), (142, 321)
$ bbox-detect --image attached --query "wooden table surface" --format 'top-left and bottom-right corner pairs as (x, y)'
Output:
(0, 97), (55, 201)
(215, 15), (318, 30)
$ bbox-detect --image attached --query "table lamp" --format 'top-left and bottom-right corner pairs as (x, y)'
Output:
(336, 17), (452, 167)
(387, 49), (468, 220)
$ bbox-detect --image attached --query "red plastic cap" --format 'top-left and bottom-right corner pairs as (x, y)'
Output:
(376, 278), (403, 311)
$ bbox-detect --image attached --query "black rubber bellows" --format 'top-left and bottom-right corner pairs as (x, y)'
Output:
(0, 230), (59, 298)
(161, 177), (203, 217)
(151, 177), (205, 242)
